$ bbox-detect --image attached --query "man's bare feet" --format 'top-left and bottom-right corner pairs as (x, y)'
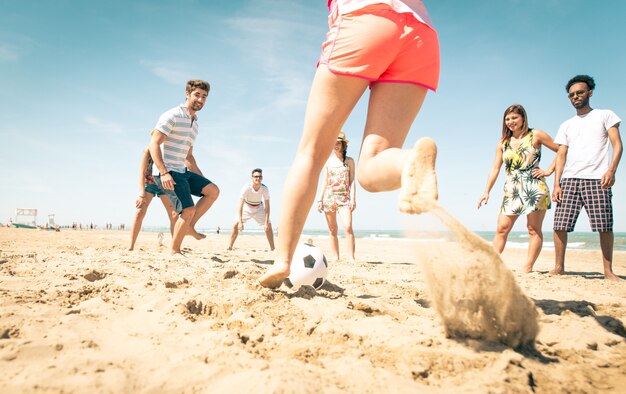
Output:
(258, 261), (290, 289)
(549, 267), (565, 275)
(399, 137), (438, 215)
(169, 251), (187, 258)
(523, 264), (533, 273)
(605, 272), (622, 281)
(189, 230), (206, 240)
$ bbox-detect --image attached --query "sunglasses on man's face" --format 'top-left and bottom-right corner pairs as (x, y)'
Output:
(568, 89), (588, 99)
(252, 175), (262, 179)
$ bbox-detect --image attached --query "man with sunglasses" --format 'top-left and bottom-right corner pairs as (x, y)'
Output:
(552, 75), (623, 280)
(227, 168), (275, 251)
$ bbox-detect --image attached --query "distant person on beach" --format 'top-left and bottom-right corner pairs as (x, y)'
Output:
(128, 147), (178, 251)
(317, 132), (356, 263)
(477, 104), (558, 272)
(149, 79), (220, 256)
(551, 75), (622, 280)
(227, 168), (275, 251)
(259, 0), (440, 288)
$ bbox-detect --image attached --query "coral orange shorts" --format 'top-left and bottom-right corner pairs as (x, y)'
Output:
(319, 3), (440, 91)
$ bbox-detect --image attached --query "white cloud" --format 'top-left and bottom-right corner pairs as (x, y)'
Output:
(140, 60), (192, 85)
(83, 116), (125, 134)
(0, 45), (20, 62)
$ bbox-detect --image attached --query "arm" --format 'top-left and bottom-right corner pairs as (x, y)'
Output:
(236, 198), (245, 230)
(601, 124), (622, 189)
(552, 145), (568, 203)
(185, 147), (204, 176)
(148, 130), (175, 190)
(317, 166), (329, 212)
(532, 130), (559, 178)
(264, 198), (271, 231)
(347, 157), (356, 211)
(477, 142), (503, 209)
(136, 148), (151, 209)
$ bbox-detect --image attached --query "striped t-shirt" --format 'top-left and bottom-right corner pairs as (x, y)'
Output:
(154, 104), (198, 173)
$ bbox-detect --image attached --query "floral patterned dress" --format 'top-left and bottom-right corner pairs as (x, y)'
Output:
(322, 159), (351, 213)
(501, 129), (551, 215)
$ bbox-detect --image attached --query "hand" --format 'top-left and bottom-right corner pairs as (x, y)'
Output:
(317, 200), (323, 213)
(350, 201), (356, 212)
(601, 170), (615, 189)
(477, 193), (489, 209)
(161, 173), (175, 190)
(552, 185), (562, 203)
(237, 221), (244, 231)
(532, 168), (546, 178)
(135, 196), (146, 209)
(265, 222), (270, 232)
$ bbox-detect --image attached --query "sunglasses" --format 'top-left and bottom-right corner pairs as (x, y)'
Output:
(252, 175), (263, 179)
(568, 89), (588, 99)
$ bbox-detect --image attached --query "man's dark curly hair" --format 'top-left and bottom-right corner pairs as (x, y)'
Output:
(566, 75), (595, 92)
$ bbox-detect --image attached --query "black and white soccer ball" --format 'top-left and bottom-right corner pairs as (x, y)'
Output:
(285, 243), (328, 290)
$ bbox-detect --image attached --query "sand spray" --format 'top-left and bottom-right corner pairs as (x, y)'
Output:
(419, 203), (538, 348)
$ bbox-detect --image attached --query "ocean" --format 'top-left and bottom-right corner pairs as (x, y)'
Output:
(141, 226), (626, 252)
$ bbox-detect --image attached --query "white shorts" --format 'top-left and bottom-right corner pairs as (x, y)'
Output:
(237, 204), (268, 226)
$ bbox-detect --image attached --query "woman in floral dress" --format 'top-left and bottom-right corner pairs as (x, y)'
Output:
(317, 132), (356, 263)
(478, 104), (559, 272)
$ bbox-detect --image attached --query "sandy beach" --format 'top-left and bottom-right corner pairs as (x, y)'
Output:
(1, 226), (625, 393)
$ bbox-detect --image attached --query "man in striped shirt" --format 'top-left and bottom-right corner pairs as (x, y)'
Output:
(149, 80), (220, 256)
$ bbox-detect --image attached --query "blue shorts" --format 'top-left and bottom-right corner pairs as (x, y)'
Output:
(145, 182), (166, 197)
(155, 170), (212, 214)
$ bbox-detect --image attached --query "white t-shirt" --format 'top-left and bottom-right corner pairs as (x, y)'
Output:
(554, 109), (621, 179)
(240, 183), (270, 207)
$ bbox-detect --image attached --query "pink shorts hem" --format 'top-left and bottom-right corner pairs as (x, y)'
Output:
(319, 63), (438, 92)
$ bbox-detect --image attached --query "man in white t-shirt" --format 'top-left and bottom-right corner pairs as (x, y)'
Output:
(552, 75), (623, 280)
(227, 168), (275, 251)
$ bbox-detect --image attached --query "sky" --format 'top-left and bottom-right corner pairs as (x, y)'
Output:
(1, 0), (625, 234)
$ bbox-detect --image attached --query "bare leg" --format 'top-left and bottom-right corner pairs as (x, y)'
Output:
(188, 184), (220, 240)
(599, 231), (621, 280)
(337, 206), (356, 263)
(258, 67), (369, 288)
(265, 223), (275, 251)
(524, 210), (546, 273)
(158, 194), (178, 236)
(171, 206), (195, 255)
(551, 230), (567, 275)
(227, 222), (239, 250)
(492, 214), (517, 253)
(357, 83), (428, 192)
(324, 211), (340, 261)
(129, 194), (154, 251)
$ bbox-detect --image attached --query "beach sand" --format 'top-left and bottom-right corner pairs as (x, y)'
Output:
(1, 227), (625, 393)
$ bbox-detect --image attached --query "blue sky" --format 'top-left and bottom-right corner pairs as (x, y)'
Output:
(1, 0), (625, 233)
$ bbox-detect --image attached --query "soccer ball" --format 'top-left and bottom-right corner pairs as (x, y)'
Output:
(286, 243), (328, 290)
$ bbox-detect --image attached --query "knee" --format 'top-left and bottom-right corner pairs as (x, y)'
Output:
(357, 166), (377, 192)
(204, 184), (220, 200)
(181, 206), (196, 221)
(527, 224), (542, 238)
(328, 225), (339, 236)
(496, 222), (513, 235)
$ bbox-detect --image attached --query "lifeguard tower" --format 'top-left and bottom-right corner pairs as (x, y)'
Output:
(14, 208), (38, 228)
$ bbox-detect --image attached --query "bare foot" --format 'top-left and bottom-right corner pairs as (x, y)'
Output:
(258, 261), (290, 289)
(188, 230), (206, 240)
(169, 251), (187, 258)
(549, 267), (565, 275)
(523, 264), (533, 273)
(348, 257), (357, 264)
(399, 137), (438, 215)
(605, 272), (623, 281)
